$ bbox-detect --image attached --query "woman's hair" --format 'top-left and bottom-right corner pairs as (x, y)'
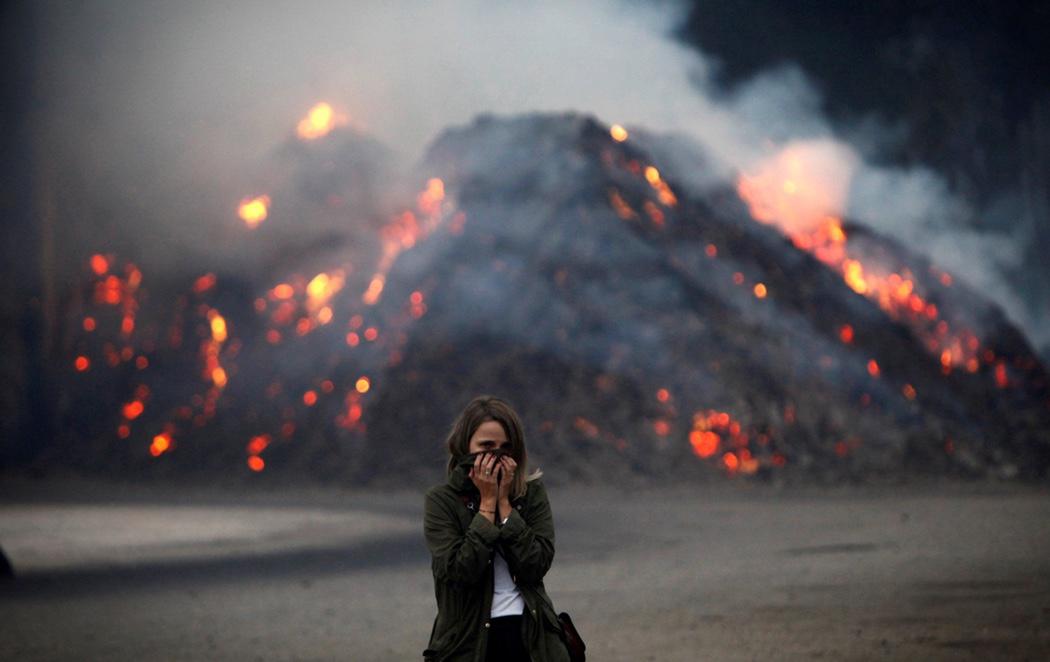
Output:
(444, 394), (543, 499)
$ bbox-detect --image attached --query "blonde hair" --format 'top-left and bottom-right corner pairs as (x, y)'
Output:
(444, 394), (543, 500)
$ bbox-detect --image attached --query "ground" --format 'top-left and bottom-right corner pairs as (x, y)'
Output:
(1, 476), (1048, 661)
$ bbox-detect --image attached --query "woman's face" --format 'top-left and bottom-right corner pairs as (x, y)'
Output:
(468, 420), (512, 455)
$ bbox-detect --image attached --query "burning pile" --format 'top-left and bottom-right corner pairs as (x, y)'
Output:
(53, 107), (1050, 484)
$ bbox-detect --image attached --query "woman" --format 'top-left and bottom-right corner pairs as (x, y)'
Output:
(423, 395), (572, 662)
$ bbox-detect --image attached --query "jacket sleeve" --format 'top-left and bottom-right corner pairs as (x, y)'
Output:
(498, 480), (555, 585)
(424, 489), (500, 586)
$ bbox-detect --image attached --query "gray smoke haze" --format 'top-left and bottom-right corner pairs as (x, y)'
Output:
(33, 0), (1041, 350)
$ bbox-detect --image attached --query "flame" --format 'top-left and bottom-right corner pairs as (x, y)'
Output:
(363, 178), (452, 306)
(305, 270), (345, 314)
(238, 195), (270, 228)
(202, 308), (229, 389)
(643, 166), (677, 206)
(737, 143), (987, 373)
(296, 102), (348, 140)
(416, 178), (445, 216)
(736, 140), (856, 236)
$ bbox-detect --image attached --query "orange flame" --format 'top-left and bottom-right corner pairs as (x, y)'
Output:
(305, 270), (345, 316)
(416, 178), (446, 216)
(736, 141), (855, 236)
(737, 143), (985, 372)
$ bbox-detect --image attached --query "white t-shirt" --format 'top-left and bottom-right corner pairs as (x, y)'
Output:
(491, 521), (526, 617)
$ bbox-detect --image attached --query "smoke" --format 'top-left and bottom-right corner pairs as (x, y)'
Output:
(32, 0), (1040, 350)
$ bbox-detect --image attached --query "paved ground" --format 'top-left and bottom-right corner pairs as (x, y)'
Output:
(1, 477), (1048, 661)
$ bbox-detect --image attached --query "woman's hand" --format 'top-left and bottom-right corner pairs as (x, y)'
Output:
(468, 452), (501, 518)
(497, 455), (517, 513)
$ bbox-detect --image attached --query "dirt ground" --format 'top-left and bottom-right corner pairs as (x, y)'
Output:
(1, 476), (1048, 661)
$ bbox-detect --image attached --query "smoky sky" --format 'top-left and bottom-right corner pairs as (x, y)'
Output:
(26, 0), (1047, 352)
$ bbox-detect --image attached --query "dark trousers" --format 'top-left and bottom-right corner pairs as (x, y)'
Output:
(485, 614), (529, 662)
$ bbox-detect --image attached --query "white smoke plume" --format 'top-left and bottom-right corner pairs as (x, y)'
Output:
(33, 0), (1038, 348)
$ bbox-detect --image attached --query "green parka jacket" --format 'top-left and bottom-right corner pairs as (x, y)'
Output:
(422, 458), (572, 662)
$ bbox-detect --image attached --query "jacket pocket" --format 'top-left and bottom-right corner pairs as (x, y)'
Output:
(540, 601), (564, 634)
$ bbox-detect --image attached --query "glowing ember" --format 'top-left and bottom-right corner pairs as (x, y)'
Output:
(753, 283), (767, 298)
(74, 356), (90, 372)
(355, 376), (370, 393)
(643, 166), (677, 206)
(90, 254), (109, 276)
(238, 195), (270, 228)
(689, 409), (758, 471)
(994, 361), (1008, 388)
(208, 310), (228, 343)
(363, 275), (385, 305)
(149, 432), (172, 457)
(247, 456), (265, 472)
(608, 189), (637, 220)
(122, 400), (145, 420)
(296, 102), (347, 140)
(839, 324), (854, 344)
(305, 270), (345, 315)
(573, 416), (600, 438)
(689, 429), (719, 458)
(193, 273), (217, 293)
(609, 124), (628, 142)
(722, 452), (739, 472)
(201, 308), (229, 389)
